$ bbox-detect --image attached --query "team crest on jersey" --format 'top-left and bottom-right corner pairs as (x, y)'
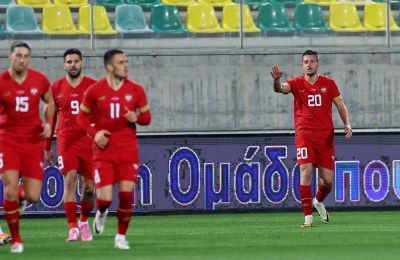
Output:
(31, 88), (38, 95)
(125, 95), (132, 102)
(321, 87), (327, 93)
(98, 95), (106, 101)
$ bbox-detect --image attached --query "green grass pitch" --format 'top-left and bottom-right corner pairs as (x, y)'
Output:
(1, 211), (400, 259)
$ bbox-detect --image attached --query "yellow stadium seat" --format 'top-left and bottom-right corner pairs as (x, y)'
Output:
(304, 0), (335, 6)
(336, 0), (372, 6)
(17, 0), (50, 8)
(42, 5), (81, 34)
(78, 5), (117, 34)
(54, 0), (88, 8)
(162, 0), (196, 6)
(329, 2), (365, 32)
(222, 3), (261, 32)
(187, 4), (223, 33)
(197, 0), (232, 7)
(363, 3), (400, 31)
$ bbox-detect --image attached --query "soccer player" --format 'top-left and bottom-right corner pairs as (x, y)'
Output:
(45, 49), (96, 242)
(0, 41), (55, 253)
(77, 49), (151, 249)
(0, 224), (11, 246)
(270, 50), (352, 227)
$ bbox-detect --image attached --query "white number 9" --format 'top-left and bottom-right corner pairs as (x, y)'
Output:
(71, 100), (80, 115)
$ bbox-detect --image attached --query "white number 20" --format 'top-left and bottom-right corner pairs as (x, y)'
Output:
(297, 147), (308, 160)
(307, 94), (322, 107)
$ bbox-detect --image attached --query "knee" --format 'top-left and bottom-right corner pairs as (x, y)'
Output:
(3, 186), (18, 201)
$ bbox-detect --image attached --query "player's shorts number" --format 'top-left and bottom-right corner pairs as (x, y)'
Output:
(58, 156), (64, 170)
(110, 103), (120, 119)
(71, 100), (80, 115)
(0, 153), (3, 169)
(16, 96), (29, 112)
(308, 94), (322, 107)
(297, 147), (308, 160)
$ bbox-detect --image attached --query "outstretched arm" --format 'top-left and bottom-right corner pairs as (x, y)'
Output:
(333, 96), (352, 140)
(271, 65), (291, 95)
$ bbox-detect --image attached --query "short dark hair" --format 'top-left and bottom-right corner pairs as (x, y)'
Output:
(302, 50), (318, 61)
(63, 48), (82, 61)
(104, 49), (124, 67)
(10, 41), (32, 53)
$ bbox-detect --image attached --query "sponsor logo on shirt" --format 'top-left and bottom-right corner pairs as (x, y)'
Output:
(57, 93), (64, 98)
(71, 93), (78, 97)
(31, 88), (38, 95)
(125, 95), (132, 102)
(17, 90), (25, 95)
(111, 97), (119, 101)
(311, 88), (316, 92)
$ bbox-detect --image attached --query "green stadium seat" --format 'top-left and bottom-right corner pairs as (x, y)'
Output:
(257, 3), (295, 33)
(150, 4), (187, 33)
(125, 0), (160, 8)
(96, 0), (125, 8)
(0, 0), (15, 7)
(269, 0), (301, 6)
(294, 3), (332, 32)
(232, 0), (268, 6)
(6, 5), (42, 34)
(115, 4), (152, 33)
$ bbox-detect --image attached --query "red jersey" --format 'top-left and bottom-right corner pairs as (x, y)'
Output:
(51, 76), (96, 143)
(287, 75), (340, 138)
(81, 78), (149, 159)
(0, 68), (50, 143)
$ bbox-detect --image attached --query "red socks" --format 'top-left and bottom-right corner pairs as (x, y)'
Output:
(64, 202), (78, 229)
(299, 185), (313, 216)
(4, 199), (22, 243)
(79, 201), (94, 222)
(117, 192), (132, 235)
(316, 183), (332, 203)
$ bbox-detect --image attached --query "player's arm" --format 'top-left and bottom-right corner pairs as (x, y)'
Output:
(41, 89), (56, 139)
(124, 87), (151, 126)
(333, 95), (352, 140)
(271, 65), (291, 95)
(44, 87), (59, 163)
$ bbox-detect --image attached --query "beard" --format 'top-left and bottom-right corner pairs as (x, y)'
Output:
(68, 69), (81, 79)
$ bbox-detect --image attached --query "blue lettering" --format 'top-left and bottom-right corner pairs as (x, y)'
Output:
(364, 160), (389, 202)
(234, 163), (260, 204)
(335, 161), (360, 202)
(204, 163), (230, 210)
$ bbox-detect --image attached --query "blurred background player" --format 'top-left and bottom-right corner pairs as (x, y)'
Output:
(270, 50), (352, 227)
(45, 49), (96, 242)
(0, 224), (11, 246)
(0, 41), (55, 253)
(78, 49), (151, 250)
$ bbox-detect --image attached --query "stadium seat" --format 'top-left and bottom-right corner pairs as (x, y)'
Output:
(6, 5), (42, 34)
(150, 4), (187, 33)
(125, 0), (160, 8)
(364, 3), (400, 31)
(257, 3), (295, 33)
(42, 4), (80, 34)
(78, 5), (117, 34)
(269, 0), (301, 6)
(95, 0), (125, 8)
(303, 0), (335, 6)
(115, 4), (152, 33)
(222, 3), (261, 32)
(0, 0), (15, 7)
(17, 0), (51, 8)
(336, 0), (372, 6)
(197, 0), (232, 7)
(161, 0), (196, 6)
(232, 0), (267, 6)
(294, 3), (332, 32)
(187, 3), (223, 33)
(53, 0), (87, 8)
(329, 2), (366, 32)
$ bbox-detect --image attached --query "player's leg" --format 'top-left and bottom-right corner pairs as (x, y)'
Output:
(79, 173), (95, 241)
(63, 169), (80, 241)
(93, 184), (113, 235)
(312, 166), (333, 224)
(114, 180), (135, 250)
(2, 170), (24, 253)
(299, 163), (314, 227)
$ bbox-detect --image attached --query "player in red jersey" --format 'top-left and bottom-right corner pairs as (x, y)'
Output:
(77, 49), (151, 250)
(45, 49), (96, 242)
(0, 41), (55, 253)
(271, 50), (352, 227)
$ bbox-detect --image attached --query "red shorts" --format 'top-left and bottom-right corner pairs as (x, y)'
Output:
(57, 137), (93, 180)
(93, 160), (139, 188)
(295, 135), (335, 170)
(0, 140), (44, 180)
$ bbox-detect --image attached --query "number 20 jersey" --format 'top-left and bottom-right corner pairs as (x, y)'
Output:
(0, 68), (50, 143)
(287, 75), (341, 138)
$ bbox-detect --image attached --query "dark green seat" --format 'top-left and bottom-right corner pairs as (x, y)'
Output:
(257, 3), (294, 32)
(232, 0), (267, 6)
(96, 0), (125, 8)
(126, 0), (160, 8)
(0, 0), (14, 7)
(294, 3), (331, 32)
(150, 4), (187, 33)
(6, 5), (42, 34)
(115, 4), (152, 33)
(269, 0), (301, 6)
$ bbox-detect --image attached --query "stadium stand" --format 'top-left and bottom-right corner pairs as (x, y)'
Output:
(187, 3), (223, 33)
(257, 3), (295, 33)
(115, 4), (153, 33)
(161, 0), (196, 7)
(150, 4), (187, 33)
(53, 0), (87, 8)
(78, 5), (117, 34)
(364, 2), (400, 31)
(0, 0), (14, 7)
(294, 3), (332, 32)
(6, 5), (42, 34)
(232, 0), (268, 6)
(42, 4), (81, 35)
(125, 0), (160, 8)
(17, 0), (50, 8)
(303, 0), (335, 6)
(222, 3), (261, 32)
(269, 0), (301, 6)
(329, 2), (366, 32)
(197, 0), (232, 7)
(96, 0), (125, 8)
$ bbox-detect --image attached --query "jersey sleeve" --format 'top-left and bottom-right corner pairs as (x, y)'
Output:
(80, 85), (96, 113)
(330, 79), (341, 99)
(286, 77), (298, 96)
(136, 85), (150, 113)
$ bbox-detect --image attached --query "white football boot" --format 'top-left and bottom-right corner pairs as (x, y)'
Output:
(93, 209), (108, 235)
(313, 198), (330, 224)
(114, 234), (130, 250)
(301, 215), (313, 228)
